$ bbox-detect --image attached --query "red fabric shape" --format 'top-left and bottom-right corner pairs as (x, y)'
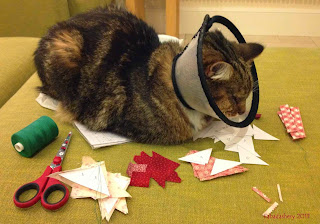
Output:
(129, 172), (151, 187)
(133, 151), (153, 164)
(129, 151), (181, 188)
(126, 163), (148, 177)
(278, 105), (306, 140)
(166, 171), (181, 183)
(149, 152), (180, 188)
(255, 113), (261, 119)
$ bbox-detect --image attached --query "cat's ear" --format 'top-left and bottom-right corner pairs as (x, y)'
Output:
(206, 62), (233, 81)
(235, 43), (264, 62)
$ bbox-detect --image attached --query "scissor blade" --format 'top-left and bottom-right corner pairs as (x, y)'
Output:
(50, 132), (72, 168)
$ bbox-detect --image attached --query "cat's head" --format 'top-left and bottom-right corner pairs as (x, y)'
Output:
(202, 30), (264, 117)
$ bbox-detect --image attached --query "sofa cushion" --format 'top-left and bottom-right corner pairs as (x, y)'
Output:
(0, 0), (70, 37)
(0, 37), (39, 108)
(0, 48), (319, 223)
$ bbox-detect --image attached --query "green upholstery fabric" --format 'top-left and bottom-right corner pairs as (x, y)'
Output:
(68, 0), (112, 17)
(0, 48), (319, 223)
(0, 0), (70, 37)
(0, 37), (39, 108)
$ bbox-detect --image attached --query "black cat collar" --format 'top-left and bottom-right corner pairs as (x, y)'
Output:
(172, 15), (259, 128)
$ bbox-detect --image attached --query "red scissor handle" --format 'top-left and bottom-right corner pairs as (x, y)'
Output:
(13, 166), (52, 208)
(40, 166), (69, 210)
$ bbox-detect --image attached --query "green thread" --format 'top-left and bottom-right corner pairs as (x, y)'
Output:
(11, 116), (59, 157)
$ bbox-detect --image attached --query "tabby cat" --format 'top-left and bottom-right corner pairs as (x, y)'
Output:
(34, 6), (264, 144)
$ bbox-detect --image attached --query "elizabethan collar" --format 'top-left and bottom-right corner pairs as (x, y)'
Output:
(172, 15), (259, 128)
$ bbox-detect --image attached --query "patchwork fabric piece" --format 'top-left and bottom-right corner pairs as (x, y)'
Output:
(126, 163), (148, 177)
(278, 105), (306, 140)
(129, 151), (181, 188)
(188, 150), (248, 181)
(50, 156), (131, 222)
(279, 105), (298, 133)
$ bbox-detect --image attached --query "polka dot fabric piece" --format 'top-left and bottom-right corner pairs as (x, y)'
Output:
(128, 151), (181, 188)
(278, 105), (306, 140)
(188, 150), (248, 181)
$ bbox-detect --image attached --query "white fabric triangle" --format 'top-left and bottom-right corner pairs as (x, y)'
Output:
(253, 124), (279, 140)
(179, 148), (212, 165)
(210, 158), (242, 175)
(60, 165), (110, 196)
(238, 145), (269, 165)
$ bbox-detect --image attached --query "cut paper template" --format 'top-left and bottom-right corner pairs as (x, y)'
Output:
(49, 156), (131, 222)
(178, 148), (212, 165)
(278, 104), (306, 140)
(253, 125), (279, 141)
(59, 164), (110, 196)
(238, 146), (269, 165)
(74, 122), (131, 149)
(187, 150), (248, 181)
(193, 120), (278, 166)
(210, 158), (242, 175)
(128, 151), (181, 188)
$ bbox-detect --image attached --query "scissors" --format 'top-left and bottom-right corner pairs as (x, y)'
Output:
(13, 132), (72, 210)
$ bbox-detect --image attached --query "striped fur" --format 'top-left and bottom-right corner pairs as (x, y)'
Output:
(34, 7), (263, 144)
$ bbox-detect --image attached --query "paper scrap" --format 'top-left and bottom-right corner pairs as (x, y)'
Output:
(263, 202), (279, 217)
(252, 187), (271, 202)
(36, 92), (59, 110)
(277, 184), (283, 202)
(74, 122), (130, 149)
(253, 125), (279, 141)
(238, 146), (269, 166)
(210, 158), (242, 175)
(178, 148), (212, 165)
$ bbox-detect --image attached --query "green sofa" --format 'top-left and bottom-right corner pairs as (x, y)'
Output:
(1, 1), (320, 223)
(0, 0), (111, 108)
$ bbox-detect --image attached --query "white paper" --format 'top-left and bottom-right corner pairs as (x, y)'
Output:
(36, 93), (59, 110)
(74, 122), (131, 149)
(237, 136), (260, 157)
(210, 158), (242, 175)
(253, 124), (279, 141)
(238, 146), (269, 165)
(178, 148), (212, 165)
(60, 165), (110, 196)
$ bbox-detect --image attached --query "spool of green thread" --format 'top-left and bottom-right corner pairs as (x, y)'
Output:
(11, 116), (59, 157)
